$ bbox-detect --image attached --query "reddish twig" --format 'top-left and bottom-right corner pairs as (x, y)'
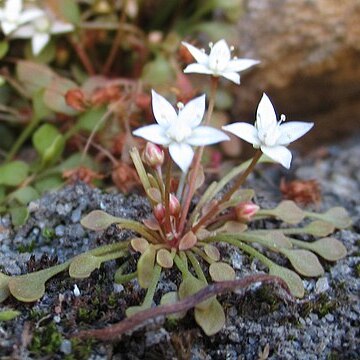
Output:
(73, 274), (293, 341)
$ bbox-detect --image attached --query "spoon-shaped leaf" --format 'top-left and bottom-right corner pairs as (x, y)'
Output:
(160, 291), (186, 320)
(8, 262), (69, 302)
(302, 221), (335, 237)
(0, 273), (10, 303)
(262, 201), (305, 224)
(179, 274), (211, 310)
(194, 298), (225, 336)
(209, 262), (235, 282)
(308, 237), (347, 261)
(156, 249), (174, 268)
(80, 210), (120, 230)
(269, 264), (304, 298)
(137, 245), (156, 289)
(69, 254), (102, 279)
(280, 249), (324, 277)
(308, 207), (352, 229)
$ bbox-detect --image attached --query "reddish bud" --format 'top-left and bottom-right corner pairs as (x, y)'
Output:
(142, 142), (164, 168)
(154, 203), (165, 223)
(65, 88), (87, 111)
(169, 194), (181, 216)
(235, 202), (260, 222)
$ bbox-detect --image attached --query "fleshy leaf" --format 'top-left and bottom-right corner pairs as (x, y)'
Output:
(77, 106), (107, 132)
(269, 264), (304, 298)
(204, 244), (220, 261)
(215, 221), (247, 234)
(302, 221), (335, 237)
(160, 292), (186, 320)
(69, 254), (102, 278)
(317, 207), (352, 229)
(156, 249), (173, 268)
(178, 231), (197, 250)
(147, 187), (162, 203)
(131, 237), (149, 254)
(137, 245), (156, 288)
(0, 310), (21, 321)
(308, 237), (347, 261)
(280, 249), (324, 277)
(178, 274), (211, 310)
(194, 298), (225, 336)
(10, 206), (29, 227)
(8, 262), (69, 302)
(81, 210), (119, 230)
(269, 201), (305, 224)
(209, 262), (235, 282)
(249, 231), (293, 250)
(0, 273), (10, 303)
(11, 186), (39, 205)
(0, 161), (29, 186)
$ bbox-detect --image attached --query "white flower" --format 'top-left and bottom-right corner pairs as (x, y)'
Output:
(0, 0), (44, 35)
(133, 90), (230, 172)
(182, 39), (259, 84)
(222, 93), (314, 169)
(11, 14), (74, 55)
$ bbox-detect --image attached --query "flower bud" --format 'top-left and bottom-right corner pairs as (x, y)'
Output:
(169, 194), (181, 216)
(235, 201), (260, 222)
(154, 203), (165, 223)
(143, 142), (164, 168)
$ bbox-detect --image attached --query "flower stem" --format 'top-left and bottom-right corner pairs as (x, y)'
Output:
(186, 250), (207, 283)
(68, 36), (95, 75)
(164, 150), (173, 235)
(192, 149), (262, 233)
(177, 77), (219, 236)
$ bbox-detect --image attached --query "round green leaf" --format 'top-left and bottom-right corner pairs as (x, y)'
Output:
(137, 245), (156, 289)
(269, 264), (304, 298)
(11, 186), (39, 205)
(310, 237), (347, 261)
(80, 210), (119, 231)
(209, 262), (235, 282)
(194, 298), (225, 336)
(178, 274), (211, 310)
(0, 161), (29, 186)
(0, 273), (10, 303)
(77, 106), (107, 132)
(160, 292), (186, 320)
(273, 201), (305, 224)
(10, 206), (29, 226)
(69, 254), (102, 278)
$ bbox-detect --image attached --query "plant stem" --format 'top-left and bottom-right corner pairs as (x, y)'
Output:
(164, 150), (173, 235)
(68, 36), (95, 75)
(141, 264), (162, 309)
(186, 250), (207, 283)
(192, 149), (262, 233)
(5, 114), (40, 162)
(177, 77), (219, 236)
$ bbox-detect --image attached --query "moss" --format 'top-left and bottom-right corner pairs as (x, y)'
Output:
(300, 294), (338, 319)
(355, 263), (360, 278)
(17, 240), (36, 253)
(64, 339), (94, 360)
(29, 322), (63, 355)
(77, 307), (99, 322)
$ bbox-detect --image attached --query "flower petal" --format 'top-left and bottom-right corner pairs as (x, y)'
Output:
(261, 145), (292, 169)
(169, 142), (194, 172)
(133, 124), (170, 145)
(208, 39), (231, 72)
(1, 21), (18, 35)
(181, 42), (208, 65)
(277, 122), (314, 145)
(19, 8), (44, 24)
(256, 93), (277, 131)
(151, 90), (177, 127)
(222, 122), (260, 146)
(226, 59), (260, 72)
(183, 63), (213, 75)
(10, 24), (34, 38)
(187, 126), (230, 146)
(51, 21), (74, 34)
(220, 71), (240, 84)
(32, 32), (50, 55)
(5, 0), (21, 19)
(178, 94), (205, 127)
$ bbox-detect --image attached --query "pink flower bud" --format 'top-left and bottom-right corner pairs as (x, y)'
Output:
(143, 142), (164, 168)
(154, 203), (165, 222)
(169, 194), (181, 216)
(235, 201), (260, 222)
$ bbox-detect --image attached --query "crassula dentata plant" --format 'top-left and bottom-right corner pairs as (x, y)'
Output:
(0, 38), (351, 336)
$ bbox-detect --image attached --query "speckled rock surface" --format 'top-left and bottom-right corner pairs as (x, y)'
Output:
(0, 139), (359, 359)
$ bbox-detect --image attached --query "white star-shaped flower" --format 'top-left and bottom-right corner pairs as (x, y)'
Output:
(0, 0), (44, 35)
(133, 90), (230, 172)
(222, 93), (314, 169)
(182, 39), (260, 84)
(11, 14), (74, 55)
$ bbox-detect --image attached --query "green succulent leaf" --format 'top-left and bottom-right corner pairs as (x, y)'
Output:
(209, 262), (235, 282)
(280, 249), (324, 277)
(194, 298), (225, 336)
(0, 310), (21, 321)
(80, 210), (119, 230)
(10, 206), (29, 226)
(32, 124), (65, 167)
(311, 207), (352, 229)
(0, 273), (10, 303)
(69, 254), (102, 278)
(302, 221), (335, 237)
(0, 161), (29, 186)
(178, 274), (211, 310)
(57, 0), (81, 25)
(156, 248), (174, 268)
(263, 201), (305, 224)
(8, 262), (69, 302)
(269, 264), (304, 298)
(160, 291), (186, 320)
(307, 237), (347, 261)
(137, 245), (156, 288)
(10, 186), (39, 205)
(77, 106), (107, 132)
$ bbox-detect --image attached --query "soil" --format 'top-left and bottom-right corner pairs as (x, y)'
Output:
(0, 137), (359, 360)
